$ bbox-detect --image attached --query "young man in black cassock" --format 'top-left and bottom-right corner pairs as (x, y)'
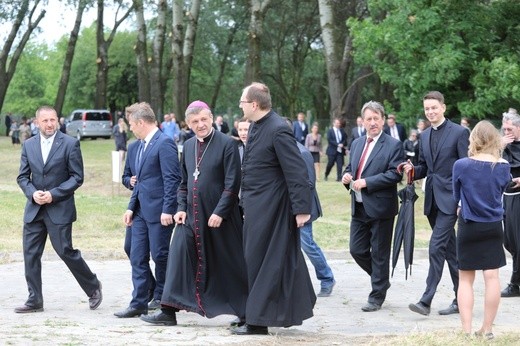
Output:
(140, 100), (248, 326)
(231, 82), (316, 335)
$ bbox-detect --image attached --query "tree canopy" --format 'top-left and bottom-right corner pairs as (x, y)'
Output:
(0, 0), (518, 129)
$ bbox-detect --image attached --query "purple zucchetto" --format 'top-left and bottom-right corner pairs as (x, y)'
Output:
(186, 100), (210, 111)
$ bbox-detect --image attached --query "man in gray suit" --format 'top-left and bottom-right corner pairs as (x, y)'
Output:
(342, 101), (403, 312)
(16, 105), (102, 313)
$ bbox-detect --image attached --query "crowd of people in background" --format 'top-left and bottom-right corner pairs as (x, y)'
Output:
(7, 86), (520, 340)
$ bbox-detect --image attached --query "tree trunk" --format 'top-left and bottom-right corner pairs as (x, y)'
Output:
(149, 0), (167, 117)
(55, 0), (88, 115)
(317, 0), (344, 121)
(134, 0), (151, 104)
(244, 0), (271, 85)
(210, 19), (243, 109)
(95, 0), (134, 110)
(0, 0), (45, 113)
(171, 0), (201, 120)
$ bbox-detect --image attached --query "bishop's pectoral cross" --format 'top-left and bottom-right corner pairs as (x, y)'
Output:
(193, 168), (200, 181)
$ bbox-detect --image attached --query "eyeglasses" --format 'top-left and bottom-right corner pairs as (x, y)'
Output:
(239, 100), (253, 107)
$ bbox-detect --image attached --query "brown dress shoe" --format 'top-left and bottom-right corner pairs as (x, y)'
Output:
(14, 305), (44, 313)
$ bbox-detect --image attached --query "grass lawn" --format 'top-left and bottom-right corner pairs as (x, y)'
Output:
(0, 135), (433, 263)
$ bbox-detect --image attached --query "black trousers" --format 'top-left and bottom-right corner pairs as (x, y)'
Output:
(420, 202), (458, 306)
(325, 152), (344, 181)
(23, 207), (99, 307)
(504, 194), (520, 285)
(349, 202), (394, 305)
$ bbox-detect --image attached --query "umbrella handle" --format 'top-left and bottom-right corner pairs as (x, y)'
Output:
(397, 161), (415, 185)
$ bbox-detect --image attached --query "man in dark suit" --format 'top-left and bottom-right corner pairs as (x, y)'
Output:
(115, 102), (181, 318)
(292, 112), (309, 145)
(348, 116), (366, 150)
(15, 105), (102, 313)
(384, 114), (407, 142)
(341, 101), (403, 312)
(213, 115), (230, 134)
(121, 114), (156, 309)
(404, 91), (469, 316)
(325, 118), (348, 181)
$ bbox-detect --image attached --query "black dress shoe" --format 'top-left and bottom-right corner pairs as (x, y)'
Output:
(140, 311), (177, 326)
(14, 304), (44, 313)
(114, 307), (148, 318)
(148, 299), (161, 310)
(89, 282), (103, 310)
(229, 317), (246, 327)
(361, 302), (381, 312)
(438, 303), (459, 315)
(409, 302), (430, 316)
(231, 324), (268, 335)
(501, 283), (520, 297)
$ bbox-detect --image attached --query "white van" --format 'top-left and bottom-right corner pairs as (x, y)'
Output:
(66, 109), (112, 140)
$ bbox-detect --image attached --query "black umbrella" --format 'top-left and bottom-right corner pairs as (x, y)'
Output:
(391, 163), (418, 279)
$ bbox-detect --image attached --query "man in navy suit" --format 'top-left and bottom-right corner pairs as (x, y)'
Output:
(292, 112), (309, 145)
(348, 116), (366, 150)
(383, 114), (407, 142)
(115, 102), (181, 318)
(325, 118), (348, 181)
(404, 91), (469, 316)
(16, 106), (102, 313)
(342, 101), (403, 312)
(121, 108), (156, 309)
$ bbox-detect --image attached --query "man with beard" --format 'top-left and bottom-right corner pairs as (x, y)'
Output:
(140, 100), (247, 326)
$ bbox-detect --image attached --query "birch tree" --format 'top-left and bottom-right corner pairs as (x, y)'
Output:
(244, 0), (271, 85)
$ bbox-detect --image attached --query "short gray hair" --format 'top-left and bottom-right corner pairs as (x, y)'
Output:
(503, 111), (520, 127)
(361, 101), (385, 119)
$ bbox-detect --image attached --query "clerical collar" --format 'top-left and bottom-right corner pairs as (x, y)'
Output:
(255, 110), (272, 124)
(432, 119), (447, 131)
(196, 128), (214, 142)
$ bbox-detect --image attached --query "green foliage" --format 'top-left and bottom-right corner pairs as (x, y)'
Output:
(349, 0), (520, 123)
(3, 42), (60, 116)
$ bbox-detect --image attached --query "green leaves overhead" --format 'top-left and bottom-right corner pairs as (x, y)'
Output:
(349, 0), (519, 120)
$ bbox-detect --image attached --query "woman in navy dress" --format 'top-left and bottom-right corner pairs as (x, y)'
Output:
(452, 120), (511, 339)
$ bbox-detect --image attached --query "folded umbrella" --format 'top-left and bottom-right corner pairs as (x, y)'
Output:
(391, 163), (418, 279)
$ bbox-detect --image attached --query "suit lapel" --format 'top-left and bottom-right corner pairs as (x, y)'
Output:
(32, 134), (45, 167)
(44, 132), (64, 166)
(351, 136), (365, 175)
(362, 134), (385, 174)
(421, 128), (433, 167)
(137, 130), (161, 175)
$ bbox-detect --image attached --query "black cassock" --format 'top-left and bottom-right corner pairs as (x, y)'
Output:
(241, 111), (316, 327)
(161, 129), (248, 319)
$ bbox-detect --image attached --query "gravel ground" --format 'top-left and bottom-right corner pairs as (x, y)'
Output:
(1, 250), (519, 345)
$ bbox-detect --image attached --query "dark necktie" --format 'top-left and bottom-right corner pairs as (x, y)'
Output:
(136, 140), (145, 168)
(355, 137), (374, 179)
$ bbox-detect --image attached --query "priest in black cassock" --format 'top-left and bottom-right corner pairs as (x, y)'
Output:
(140, 100), (248, 326)
(231, 82), (316, 335)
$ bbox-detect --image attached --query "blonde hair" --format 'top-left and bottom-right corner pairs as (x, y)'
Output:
(468, 120), (502, 160)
